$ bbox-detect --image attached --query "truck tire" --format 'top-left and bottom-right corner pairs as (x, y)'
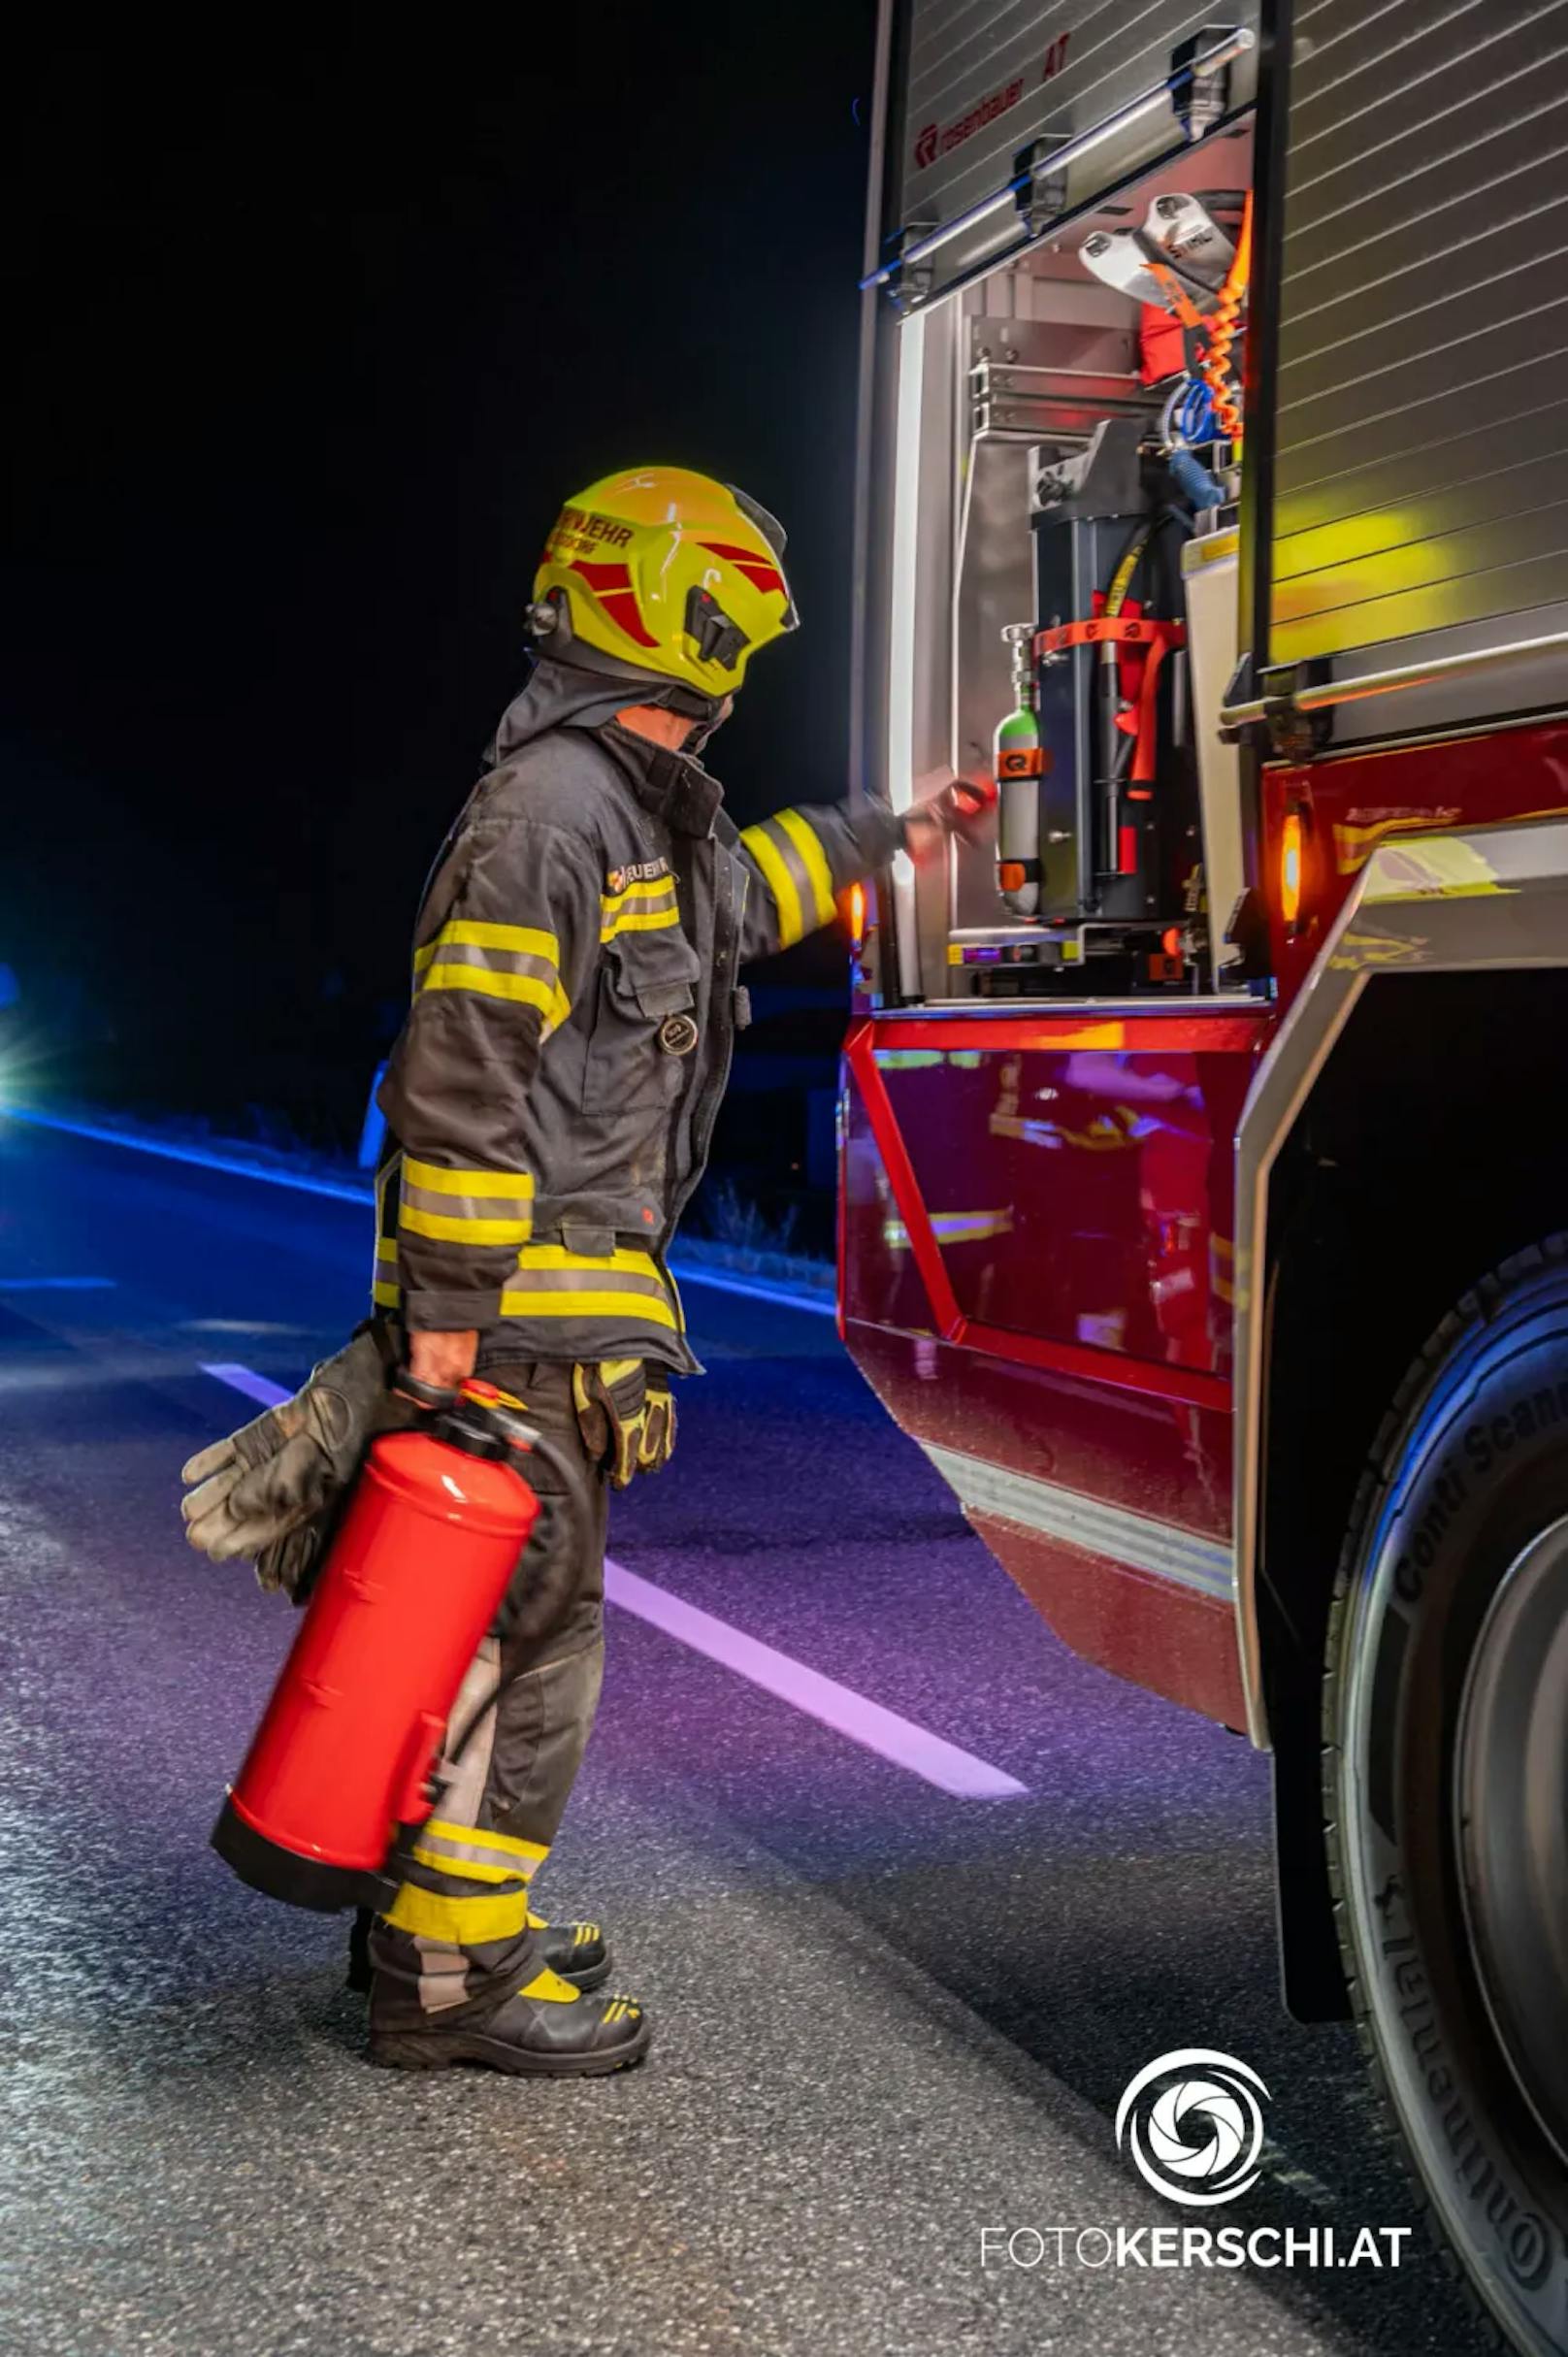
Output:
(1324, 1240), (1568, 2355)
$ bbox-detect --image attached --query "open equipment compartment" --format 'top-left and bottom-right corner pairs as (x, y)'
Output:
(854, 6), (1261, 1006)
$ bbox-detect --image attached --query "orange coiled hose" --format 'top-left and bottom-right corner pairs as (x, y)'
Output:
(1199, 191), (1253, 442)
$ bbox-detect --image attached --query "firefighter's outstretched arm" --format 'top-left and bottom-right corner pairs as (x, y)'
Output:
(377, 817), (602, 1343)
(735, 780), (992, 960)
(736, 800), (903, 960)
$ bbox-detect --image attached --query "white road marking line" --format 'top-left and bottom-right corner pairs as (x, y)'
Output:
(200, 1362), (1029, 1802)
(201, 1361), (297, 1410)
(182, 1319), (315, 1336)
(0, 1275), (117, 1292)
(7, 1107), (833, 1316)
(604, 1557), (1027, 1799)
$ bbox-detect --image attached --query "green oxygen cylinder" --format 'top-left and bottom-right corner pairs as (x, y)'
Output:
(995, 622), (1044, 918)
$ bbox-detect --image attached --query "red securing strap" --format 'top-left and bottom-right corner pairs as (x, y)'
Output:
(1032, 617), (1187, 659)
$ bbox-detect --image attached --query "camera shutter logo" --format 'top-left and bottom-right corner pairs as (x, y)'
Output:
(1116, 2049), (1269, 2207)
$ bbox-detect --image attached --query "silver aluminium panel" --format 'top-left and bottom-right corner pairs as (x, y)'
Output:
(891, 0), (1259, 290)
(1270, 0), (1568, 674)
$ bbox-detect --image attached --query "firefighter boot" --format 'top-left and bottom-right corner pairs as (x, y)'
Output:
(369, 1967), (651, 2078)
(346, 1904), (609, 1994)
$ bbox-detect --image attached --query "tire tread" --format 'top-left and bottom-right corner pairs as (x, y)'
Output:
(1320, 1228), (1568, 2352)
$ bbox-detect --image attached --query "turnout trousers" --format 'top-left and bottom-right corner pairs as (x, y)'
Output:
(369, 1362), (607, 2028)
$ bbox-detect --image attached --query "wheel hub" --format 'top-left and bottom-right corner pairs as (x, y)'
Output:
(1456, 1514), (1568, 2168)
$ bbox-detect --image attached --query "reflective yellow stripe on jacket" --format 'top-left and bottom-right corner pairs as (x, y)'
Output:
(371, 1221), (679, 1337)
(399, 1155), (534, 1250)
(601, 872), (679, 941)
(499, 1243), (680, 1331)
(372, 1161), (401, 1308)
(372, 1235), (401, 1310)
(414, 918), (572, 1033)
(739, 809), (835, 948)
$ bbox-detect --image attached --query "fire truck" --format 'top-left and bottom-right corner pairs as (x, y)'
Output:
(839, 3), (1568, 2344)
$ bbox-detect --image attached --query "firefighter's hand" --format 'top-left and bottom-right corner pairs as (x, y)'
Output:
(902, 770), (997, 854)
(407, 1327), (479, 1394)
(180, 1328), (405, 1595)
(572, 1359), (677, 1489)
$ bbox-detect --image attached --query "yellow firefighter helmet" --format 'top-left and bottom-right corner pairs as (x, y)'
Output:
(533, 466), (799, 696)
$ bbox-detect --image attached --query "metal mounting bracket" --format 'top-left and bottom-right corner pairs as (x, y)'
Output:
(878, 220), (936, 314)
(1010, 126), (1073, 239)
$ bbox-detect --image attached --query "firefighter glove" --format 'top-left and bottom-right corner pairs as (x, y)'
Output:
(180, 1327), (408, 1596)
(909, 772), (998, 848)
(571, 1359), (676, 1489)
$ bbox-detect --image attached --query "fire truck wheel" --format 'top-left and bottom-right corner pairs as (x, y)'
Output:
(1324, 1238), (1568, 2357)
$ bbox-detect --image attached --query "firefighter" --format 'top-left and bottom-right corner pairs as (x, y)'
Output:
(182, 465), (985, 2078)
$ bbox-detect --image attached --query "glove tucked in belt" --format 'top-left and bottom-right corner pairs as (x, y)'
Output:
(180, 1326), (409, 1599)
(571, 1359), (676, 1489)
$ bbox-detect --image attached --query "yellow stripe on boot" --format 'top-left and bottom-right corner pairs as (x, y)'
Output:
(517, 1966), (583, 2004)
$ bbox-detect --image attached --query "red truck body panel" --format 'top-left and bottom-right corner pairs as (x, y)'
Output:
(841, 726), (1568, 1728)
(1261, 722), (1568, 1004)
(841, 1010), (1264, 1725)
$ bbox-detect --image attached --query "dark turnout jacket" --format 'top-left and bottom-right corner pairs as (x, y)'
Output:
(373, 658), (904, 1372)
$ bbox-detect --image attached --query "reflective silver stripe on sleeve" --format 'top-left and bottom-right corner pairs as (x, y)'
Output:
(412, 923), (570, 1029)
(500, 1263), (668, 1297)
(415, 940), (558, 987)
(400, 1179), (535, 1228)
(399, 1157), (534, 1249)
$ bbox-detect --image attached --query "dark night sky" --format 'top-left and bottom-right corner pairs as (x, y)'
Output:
(8, 9), (878, 1140)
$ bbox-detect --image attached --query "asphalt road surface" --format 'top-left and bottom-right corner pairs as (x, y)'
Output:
(0, 1115), (1489, 2357)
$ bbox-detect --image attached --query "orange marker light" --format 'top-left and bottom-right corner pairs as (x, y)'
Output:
(847, 881), (866, 945)
(1280, 811), (1304, 929)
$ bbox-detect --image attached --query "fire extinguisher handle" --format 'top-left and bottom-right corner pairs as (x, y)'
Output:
(391, 1368), (462, 1412)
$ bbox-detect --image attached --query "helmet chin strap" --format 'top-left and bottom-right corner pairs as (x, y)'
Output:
(677, 701), (729, 754)
(527, 593), (730, 746)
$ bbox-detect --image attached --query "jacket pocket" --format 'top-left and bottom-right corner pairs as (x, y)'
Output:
(581, 932), (702, 1114)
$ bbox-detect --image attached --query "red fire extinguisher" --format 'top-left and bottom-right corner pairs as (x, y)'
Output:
(212, 1379), (576, 1915)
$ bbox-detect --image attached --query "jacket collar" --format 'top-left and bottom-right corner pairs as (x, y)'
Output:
(594, 718), (725, 840)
